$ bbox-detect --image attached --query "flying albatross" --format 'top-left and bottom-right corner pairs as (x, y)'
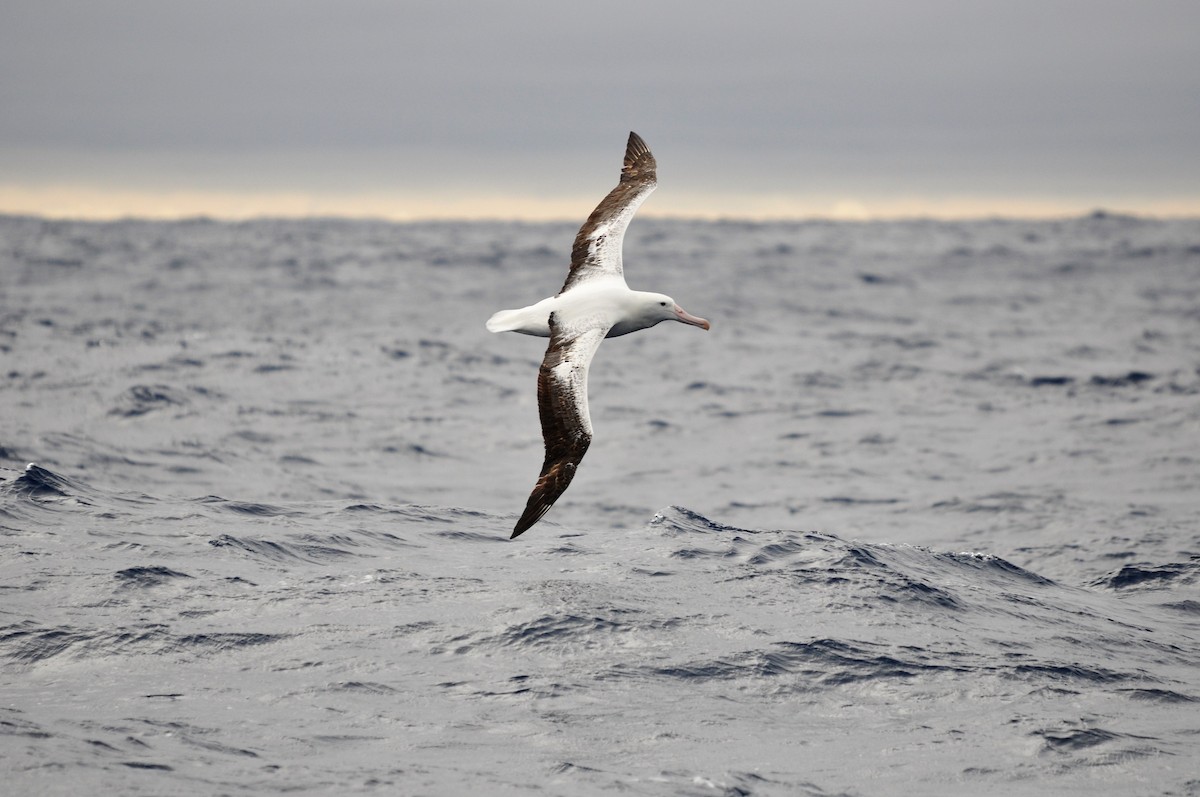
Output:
(487, 131), (710, 538)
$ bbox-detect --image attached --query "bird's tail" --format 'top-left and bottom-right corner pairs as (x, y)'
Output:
(486, 308), (523, 333)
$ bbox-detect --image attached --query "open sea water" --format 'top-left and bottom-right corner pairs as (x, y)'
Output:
(2, 213), (1199, 795)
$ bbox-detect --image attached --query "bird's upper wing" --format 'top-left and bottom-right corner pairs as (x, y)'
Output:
(511, 312), (611, 538)
(558, 131), (658, 295)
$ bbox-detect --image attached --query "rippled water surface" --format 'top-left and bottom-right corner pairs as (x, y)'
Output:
(2, 214), (1199, 795)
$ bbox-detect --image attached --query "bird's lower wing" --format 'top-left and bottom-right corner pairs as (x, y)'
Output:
(511, 314), (610, 538)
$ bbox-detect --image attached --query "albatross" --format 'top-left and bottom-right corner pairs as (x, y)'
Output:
(487, 131), (710, 539)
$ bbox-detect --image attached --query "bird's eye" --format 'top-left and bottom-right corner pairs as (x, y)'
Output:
(659, 302), (667, 306)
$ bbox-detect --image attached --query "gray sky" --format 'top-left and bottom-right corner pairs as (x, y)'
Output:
(2, 0), (1198, 218)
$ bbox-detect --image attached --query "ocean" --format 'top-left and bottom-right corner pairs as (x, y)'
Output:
(2, 213), (1198, 795)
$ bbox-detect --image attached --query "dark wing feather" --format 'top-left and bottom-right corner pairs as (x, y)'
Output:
(511, 314), (609, 538)
(558, 131), (658, 294)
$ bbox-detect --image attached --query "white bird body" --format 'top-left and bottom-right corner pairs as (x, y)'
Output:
(487, 132), (709, 538)
(487, 281), (695, 339)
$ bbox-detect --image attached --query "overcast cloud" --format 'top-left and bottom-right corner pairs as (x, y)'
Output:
(2, 0), (1197, 218)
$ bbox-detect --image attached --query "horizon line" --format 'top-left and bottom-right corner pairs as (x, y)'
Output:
(3, 183), (1200, 223)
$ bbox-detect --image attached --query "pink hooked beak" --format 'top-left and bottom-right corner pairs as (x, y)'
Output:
(674, 304), (711, 330)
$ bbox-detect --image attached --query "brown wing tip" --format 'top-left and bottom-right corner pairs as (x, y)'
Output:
(626, 131), (650, 158)
(511, 497), (553, 539)
(622, 131), (656, 181)
(509, 454), (588, 539)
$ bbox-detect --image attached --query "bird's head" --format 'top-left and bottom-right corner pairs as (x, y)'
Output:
(644, 293), (710, 331)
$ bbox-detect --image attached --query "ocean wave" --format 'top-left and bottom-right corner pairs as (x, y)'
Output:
(1091, 561), (1200, 590)
(0, 621), (286, 666)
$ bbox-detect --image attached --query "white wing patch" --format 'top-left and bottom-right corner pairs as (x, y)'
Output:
(576, 184), (654, 285)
